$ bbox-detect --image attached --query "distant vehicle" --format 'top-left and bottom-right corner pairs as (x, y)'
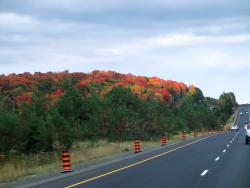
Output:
(245, 121), (249, 124)
(240, 112), (243, 115)
(231, 125), (239, 131)
(246, 111), (249, 114)
(245, 124), (250, 144)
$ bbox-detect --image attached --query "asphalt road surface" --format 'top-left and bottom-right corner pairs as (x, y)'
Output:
(21, 107), (250, 188)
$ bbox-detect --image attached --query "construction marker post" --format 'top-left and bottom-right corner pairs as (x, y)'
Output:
(202, 129), (205, 136)
(162, 135), (167, 146)
(134, 140), (141, 153)
(182, 131), (186, 140)
(61, 147), (73, 173)
(193, 130), (197, 138)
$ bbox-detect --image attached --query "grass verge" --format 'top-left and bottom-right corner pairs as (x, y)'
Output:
(224, 107), (239, 130)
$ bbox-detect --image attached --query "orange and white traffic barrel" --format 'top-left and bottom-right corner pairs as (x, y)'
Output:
(162, 135), (167, 146)
(182, 131), (186, 140)
(134, 140), (141, 153)
(61, 147), (73, 173)
(193, 130), (197, 137)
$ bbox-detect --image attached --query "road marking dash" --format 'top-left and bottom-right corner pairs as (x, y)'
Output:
(215, 157), (220, 161)
(201, 170), (208, 176)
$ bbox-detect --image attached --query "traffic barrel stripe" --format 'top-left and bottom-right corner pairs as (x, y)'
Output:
(62, 158), (70, 161)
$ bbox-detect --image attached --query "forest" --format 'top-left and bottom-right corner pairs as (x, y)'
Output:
(0, 70), (237, 154)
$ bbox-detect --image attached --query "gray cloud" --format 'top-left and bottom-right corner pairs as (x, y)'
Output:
(0, 0), (249, 102)
(1, 0), (249, 23)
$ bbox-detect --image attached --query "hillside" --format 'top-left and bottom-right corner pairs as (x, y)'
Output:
(0, 70), (236, 154)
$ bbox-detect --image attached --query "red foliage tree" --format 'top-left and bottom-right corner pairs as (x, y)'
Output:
(15, 92), (33, 106)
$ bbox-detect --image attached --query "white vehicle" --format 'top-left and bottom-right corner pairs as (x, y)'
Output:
(231, 125), (239, 131)
(246, 111), (249, 114)
(240, 112), (243, 115)
(245, 124), (250, 144)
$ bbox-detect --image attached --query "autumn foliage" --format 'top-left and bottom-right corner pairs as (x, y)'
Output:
(0, 70), (196, 105)
(0, 70), (236, 154)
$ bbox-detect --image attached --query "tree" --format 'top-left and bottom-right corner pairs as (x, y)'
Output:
(0, 110), (19, 153)
(216, 92), (237, 124)
(0, 71), (238, 154)
(103, 86), (141, 140)
(17, 94), (53, 153)
(52, 87), (85, 147)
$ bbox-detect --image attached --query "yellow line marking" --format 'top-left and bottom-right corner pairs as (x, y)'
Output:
(65, 136), (212, 188)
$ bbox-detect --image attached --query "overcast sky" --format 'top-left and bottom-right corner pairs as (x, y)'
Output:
(0, 0), (249, 103)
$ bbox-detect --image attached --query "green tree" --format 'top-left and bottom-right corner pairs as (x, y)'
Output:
(0, 110), (19, 153)
(103, 86), (141, 140)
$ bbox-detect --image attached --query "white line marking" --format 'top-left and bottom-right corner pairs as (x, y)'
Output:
(215, 157), (220, 161)
(201, 170), (209, 176)
(223, 150), (226, 152)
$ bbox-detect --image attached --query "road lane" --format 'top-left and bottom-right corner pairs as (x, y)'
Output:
(198, 107), (250, 188)
(198, 128), (250, 188)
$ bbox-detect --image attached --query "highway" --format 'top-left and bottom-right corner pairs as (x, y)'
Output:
(21, 107), (250, 188)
